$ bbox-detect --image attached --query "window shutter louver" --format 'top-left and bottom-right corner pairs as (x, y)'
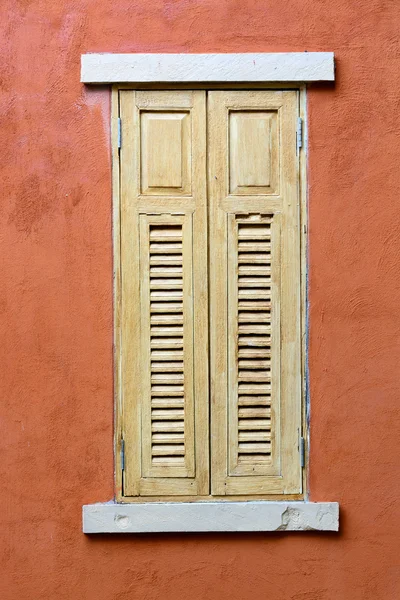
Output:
(120, 91), (209, 496)
(208, 91), (302, 495)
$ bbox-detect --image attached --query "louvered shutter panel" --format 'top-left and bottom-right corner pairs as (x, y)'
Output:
(120, 91), (209, 496)
(208, 91), (302, 495)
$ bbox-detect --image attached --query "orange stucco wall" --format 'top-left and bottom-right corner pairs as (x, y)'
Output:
(1, 1), (400, 598)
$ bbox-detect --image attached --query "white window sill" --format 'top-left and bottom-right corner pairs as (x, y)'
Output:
(83, 501), (339, 533)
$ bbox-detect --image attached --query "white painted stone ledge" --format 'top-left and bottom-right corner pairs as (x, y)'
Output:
(83, 501), (339, 533)
(81, 52), (335, 84)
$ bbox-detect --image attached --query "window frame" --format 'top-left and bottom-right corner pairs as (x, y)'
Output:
(112, 83), (308, 503)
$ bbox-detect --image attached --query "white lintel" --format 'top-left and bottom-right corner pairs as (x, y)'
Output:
(81, 52), (335, 84)
(83, 501), (339, 533)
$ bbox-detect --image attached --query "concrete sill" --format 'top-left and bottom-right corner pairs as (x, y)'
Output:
(83, 501), (339, 533)
(81, 52), (335, 84)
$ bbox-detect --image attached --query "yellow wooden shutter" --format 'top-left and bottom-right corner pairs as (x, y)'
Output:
(208, 91), (302, 495)
(120, 90), (209, 496)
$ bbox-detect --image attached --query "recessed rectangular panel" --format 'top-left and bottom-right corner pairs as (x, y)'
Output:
(141, 112), (191, 196)
(229, 111), (279, 195)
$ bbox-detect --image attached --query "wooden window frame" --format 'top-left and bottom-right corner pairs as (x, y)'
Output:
(112, 83), (308, 503)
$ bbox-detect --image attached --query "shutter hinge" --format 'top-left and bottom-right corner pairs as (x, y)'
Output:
(117, 117), (122, 149)
(120, 439), (125, 471)
(296, 117), (303, 150)
(300, 436), (306, 468)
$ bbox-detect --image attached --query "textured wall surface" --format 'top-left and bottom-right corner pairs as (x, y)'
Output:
(1, 1), (400, 598)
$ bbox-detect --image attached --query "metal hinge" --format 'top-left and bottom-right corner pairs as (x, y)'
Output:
(120, 439), (125, 471)
(300, 436), (306, 468)
(117, 117), (122, 149)
(296, 117), (303, 150)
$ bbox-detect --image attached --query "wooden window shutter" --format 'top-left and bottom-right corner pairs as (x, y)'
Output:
(120, 91), (209, 496)
(208, 91), (302, 495)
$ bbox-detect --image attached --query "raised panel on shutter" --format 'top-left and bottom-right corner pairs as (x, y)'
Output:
(229, 110), (278, 195)
(120, 90), (208, 497)
(141, 111), (191, 195)
(209, 90), (302, 495)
